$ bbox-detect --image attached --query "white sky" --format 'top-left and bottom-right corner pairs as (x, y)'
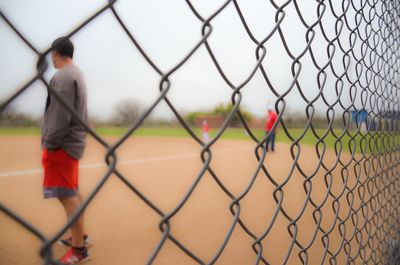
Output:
(0, 0), (373, 121)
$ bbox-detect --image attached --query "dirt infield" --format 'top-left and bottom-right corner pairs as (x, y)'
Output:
(0, 135), (363, 265)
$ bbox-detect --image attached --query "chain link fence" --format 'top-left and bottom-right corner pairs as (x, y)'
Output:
(1, 0), (399, 264)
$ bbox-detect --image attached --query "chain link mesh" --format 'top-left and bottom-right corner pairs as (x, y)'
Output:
(1, 0), (399, 264)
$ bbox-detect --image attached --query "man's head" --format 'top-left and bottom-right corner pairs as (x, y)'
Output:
(51, 37), (74, 69)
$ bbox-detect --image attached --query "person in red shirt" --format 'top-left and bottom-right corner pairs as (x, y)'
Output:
(202, 120), (210, 143)
(265, 107), (278, 152)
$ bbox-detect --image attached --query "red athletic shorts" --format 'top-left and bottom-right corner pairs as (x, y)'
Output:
(42, 148), (79, 198)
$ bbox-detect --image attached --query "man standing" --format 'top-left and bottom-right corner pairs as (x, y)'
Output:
(265, 106), (278, 152)
(42, 37), (90, 264)
(202, 120), (210, 143)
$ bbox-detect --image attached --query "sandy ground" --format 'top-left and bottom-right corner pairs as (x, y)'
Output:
(0, 135), (369, 265)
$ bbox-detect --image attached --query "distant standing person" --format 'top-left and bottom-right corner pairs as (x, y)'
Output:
(265, 106), (278, 152)
(41, 37), (91, 265)
(202, 120), (210, 143)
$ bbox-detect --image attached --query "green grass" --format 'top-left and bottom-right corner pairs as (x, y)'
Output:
(276, 128), (370, 154)
(96, 127), (195, 137)
(97, 127), (265, 140)
(0, 126), (393, 154)
(0, 127), (41, 135)
(0, 126), (264, 139)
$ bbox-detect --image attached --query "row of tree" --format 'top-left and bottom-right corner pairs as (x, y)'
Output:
(0, 104), (38, 126)
(2, 99), (347, 129)
(185, 103), (253, 126)
(0, 99), (255, 127)
(0, 99), (143, 127)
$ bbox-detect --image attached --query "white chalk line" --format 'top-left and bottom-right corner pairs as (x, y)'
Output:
(0, 146), (252, 179)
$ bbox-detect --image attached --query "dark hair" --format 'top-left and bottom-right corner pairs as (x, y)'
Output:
(51, 37), (74, 58)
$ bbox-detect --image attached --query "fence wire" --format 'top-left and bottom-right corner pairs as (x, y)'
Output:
(1, 0), (399, 264)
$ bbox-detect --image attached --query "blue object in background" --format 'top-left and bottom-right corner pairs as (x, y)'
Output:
(351, 109), (368, 123)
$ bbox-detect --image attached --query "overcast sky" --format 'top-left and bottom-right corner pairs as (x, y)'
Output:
(1, 0), (372, 121)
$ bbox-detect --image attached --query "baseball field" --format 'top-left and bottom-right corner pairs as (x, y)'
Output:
(0, 128), (369, 265)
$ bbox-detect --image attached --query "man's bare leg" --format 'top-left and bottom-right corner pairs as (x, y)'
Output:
(59, 194), (85, 247)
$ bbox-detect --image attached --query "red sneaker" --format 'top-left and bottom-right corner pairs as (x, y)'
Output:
(59, 247), (90, 265)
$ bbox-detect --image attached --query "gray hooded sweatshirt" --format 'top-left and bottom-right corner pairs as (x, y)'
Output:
(41, 64), (88, 159)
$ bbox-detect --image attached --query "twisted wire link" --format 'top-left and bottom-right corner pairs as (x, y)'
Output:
(0, 0), (399, 264)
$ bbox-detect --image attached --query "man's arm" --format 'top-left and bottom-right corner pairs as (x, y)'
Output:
(43, 79), (75, 150)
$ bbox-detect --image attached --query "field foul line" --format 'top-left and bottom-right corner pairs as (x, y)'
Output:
(0, 146), (252, 179)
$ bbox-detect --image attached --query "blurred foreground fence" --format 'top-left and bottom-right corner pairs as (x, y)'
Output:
(1, 0), (399, 264)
